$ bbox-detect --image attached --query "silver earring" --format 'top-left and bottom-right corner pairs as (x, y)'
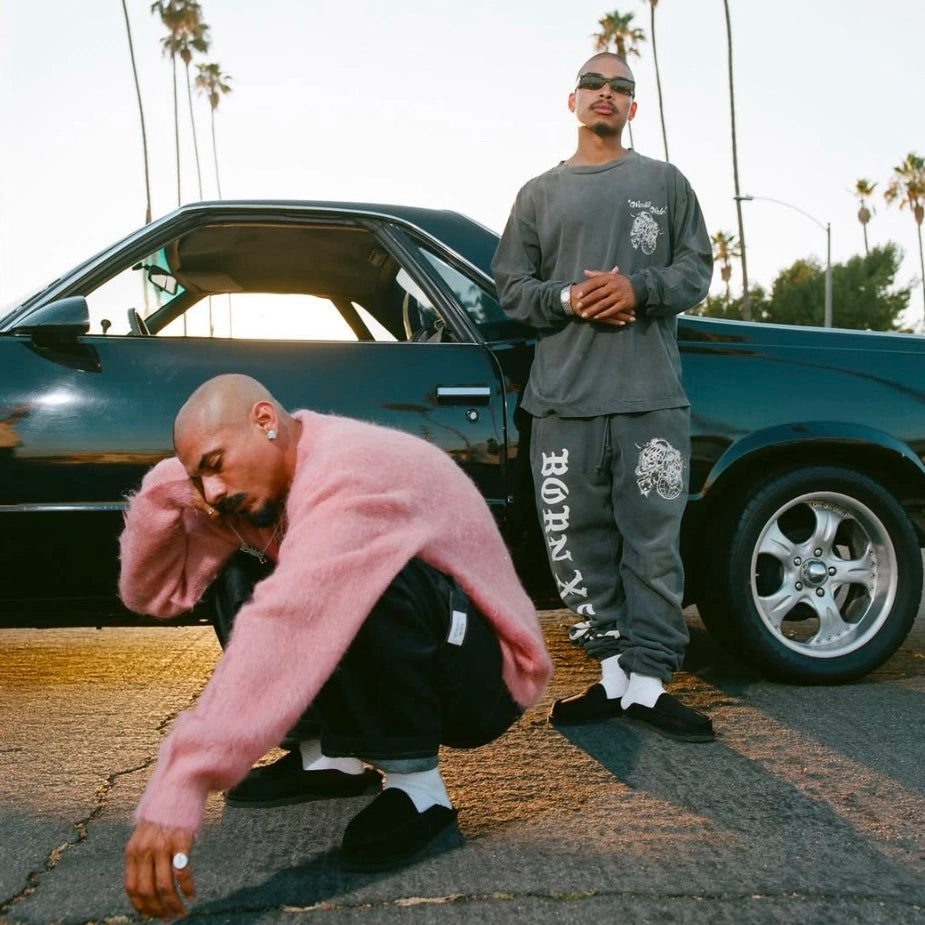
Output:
(267, 429), (277, 441)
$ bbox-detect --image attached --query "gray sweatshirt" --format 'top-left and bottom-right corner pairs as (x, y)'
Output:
(492, 151), (712, 417)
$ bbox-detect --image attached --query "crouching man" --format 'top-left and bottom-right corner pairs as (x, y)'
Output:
(120, 373), (552, 920)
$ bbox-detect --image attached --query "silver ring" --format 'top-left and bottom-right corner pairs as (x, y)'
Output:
(171, 852), (189, 870)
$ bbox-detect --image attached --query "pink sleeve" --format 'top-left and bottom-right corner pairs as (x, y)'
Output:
(118, 458), (239, 617)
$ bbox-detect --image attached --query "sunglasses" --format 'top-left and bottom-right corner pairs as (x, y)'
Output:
(576, 72), (636, 96)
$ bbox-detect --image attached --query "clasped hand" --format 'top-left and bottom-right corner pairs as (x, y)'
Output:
(572, 266), (636, 326)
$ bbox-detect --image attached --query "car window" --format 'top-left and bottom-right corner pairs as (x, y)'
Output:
(76, 222), (455, 344)
(156, 293), (396, 341)
(414, 246), (528, 342)
(84, 253), (180, 335)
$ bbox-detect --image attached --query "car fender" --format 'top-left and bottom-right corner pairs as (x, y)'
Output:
(697, 420), (925, 499)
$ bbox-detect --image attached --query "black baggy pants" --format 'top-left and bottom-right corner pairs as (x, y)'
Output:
(208, 553), (521, 769)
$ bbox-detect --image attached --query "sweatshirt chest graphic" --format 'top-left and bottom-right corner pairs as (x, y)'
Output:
(628, 198), (666, 256)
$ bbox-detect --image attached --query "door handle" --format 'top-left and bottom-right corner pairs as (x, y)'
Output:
(436, 386), (492, 405)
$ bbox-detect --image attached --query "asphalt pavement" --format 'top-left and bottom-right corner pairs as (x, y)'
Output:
(1, 606), (924, 925)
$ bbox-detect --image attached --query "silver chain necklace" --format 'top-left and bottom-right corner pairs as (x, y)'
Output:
(227, 519), (284, 565)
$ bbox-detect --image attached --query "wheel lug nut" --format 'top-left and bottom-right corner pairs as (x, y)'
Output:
(814, 549), (822, 557)
(795, 581), (803, 591)
(816, 588), (825, 597)
(794, 557), (802, 565)
(828, 567), (836, 576)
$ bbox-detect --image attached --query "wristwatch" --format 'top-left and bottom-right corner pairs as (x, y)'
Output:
(560, 284), (574, 316)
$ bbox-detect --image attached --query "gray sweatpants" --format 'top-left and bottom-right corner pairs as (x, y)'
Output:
(530, 408), (690, 681)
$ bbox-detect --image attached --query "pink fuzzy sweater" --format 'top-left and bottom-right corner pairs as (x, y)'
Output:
(119, 410), (552, 832)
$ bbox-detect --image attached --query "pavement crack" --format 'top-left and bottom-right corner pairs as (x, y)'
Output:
(0, 691), (206, 921)
(0, 758), (153, 917)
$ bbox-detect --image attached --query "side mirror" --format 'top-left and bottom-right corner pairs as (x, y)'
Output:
(9, 296), (90, 337)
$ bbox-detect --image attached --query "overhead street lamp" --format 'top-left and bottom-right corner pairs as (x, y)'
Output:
(735, 194), (833, 328)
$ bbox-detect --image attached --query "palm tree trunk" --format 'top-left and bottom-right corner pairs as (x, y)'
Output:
(917, 225), (925, 322)
(120, 0), (152, 226)
(724, 0), (750, 321)
(172, 55), (181, 207)
(185, 63), (204, 200)
(649, 3), (669, 162)
(863, 225), (869, 255)
(210, 108), (222, 199)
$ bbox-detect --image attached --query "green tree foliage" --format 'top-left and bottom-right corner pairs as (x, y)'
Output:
(690, 245), (910, 331)
(689, 285), (766, 321)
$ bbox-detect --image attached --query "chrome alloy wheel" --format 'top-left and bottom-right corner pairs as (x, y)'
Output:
(749, 490), (898, 658)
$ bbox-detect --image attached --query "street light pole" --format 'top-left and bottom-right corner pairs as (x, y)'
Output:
(735, 194), (833, 327)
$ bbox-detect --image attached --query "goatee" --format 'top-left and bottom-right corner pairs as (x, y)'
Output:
(591, 121), (619, 138)
(246, 500), (282, 527)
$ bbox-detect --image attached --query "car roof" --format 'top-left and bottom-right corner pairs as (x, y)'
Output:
(4, 201), (501, 324)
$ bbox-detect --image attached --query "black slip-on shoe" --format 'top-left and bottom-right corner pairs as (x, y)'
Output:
(549, 683), (624, 726)
(225, 750), (382, 807)
(340, 788), (461, 872)
(624, 692), (715, 742)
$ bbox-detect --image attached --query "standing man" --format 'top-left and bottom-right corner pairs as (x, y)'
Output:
(492, 52), (714, 741)
(119, 374), (552, 919)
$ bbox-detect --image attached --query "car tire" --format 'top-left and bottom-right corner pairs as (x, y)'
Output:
(698, 466), (922, 683)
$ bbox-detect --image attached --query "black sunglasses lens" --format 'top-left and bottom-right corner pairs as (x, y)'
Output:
(578, 74), (606, 90)
(578, 74), (634, 94)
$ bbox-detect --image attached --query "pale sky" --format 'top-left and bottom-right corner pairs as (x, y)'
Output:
(2, 0), (924, 326)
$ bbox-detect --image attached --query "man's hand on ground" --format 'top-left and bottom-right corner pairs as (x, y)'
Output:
(124, 822), (195, 920)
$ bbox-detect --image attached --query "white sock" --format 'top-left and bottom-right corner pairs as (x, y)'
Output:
(621, 673), (666, 710)
(299, 739), (365, 775)
(384, 767), (452, 812)
(600, 654), (629, 699)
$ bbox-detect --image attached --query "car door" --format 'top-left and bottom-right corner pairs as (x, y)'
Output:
(0, 210), (511, 618)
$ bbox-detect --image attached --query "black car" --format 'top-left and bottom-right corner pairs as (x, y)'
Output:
(2, 200), (924, 684)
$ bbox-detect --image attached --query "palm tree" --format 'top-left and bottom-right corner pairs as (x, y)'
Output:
(885, 152), (925, 322)
(179, 11), (211, 200)
(151, 0), (209, 204)
(592, 10), (645, 149)
(593, 10), (645, 58)
(642, 0), (668, 162)
(196, 63), (231, 199)
(121, 0), (152, 225)
(196, 61), (233, 336)
(196, 62), (231, 198)
(711, 230), (740, 307)
(853, 179), (877, 256)
(723, 0), (750, 320)
(151, 1), (183, 205)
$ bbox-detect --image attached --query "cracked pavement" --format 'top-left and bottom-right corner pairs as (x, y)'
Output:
(1, 608), (924, 924)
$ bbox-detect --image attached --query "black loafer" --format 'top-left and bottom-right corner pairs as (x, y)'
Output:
(549, 683), (624, 726)
(341, 788), (460, 872)
(225, 750), (382, 807)
(625, 692), (715, 742)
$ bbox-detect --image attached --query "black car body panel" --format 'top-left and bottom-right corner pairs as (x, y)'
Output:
(2, 201), (924, 682)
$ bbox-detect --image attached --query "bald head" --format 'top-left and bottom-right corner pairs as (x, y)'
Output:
(577, 52), (635, 84)
(174, 374), (278, 450)
(173, 375), (299, 526)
